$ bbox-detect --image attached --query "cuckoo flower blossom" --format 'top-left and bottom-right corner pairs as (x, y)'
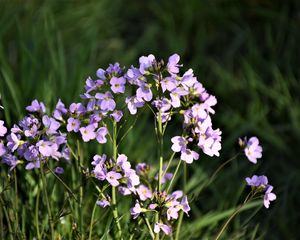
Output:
(0, 120), (7, 137)
(241, 136), (262, 164)
(154, 223), (172, 236)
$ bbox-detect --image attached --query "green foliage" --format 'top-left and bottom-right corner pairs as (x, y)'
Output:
(0, 0), (299, 239)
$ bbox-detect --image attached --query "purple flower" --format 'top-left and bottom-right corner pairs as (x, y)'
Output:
(69, 103), (86, 115)
(139, 54), (155, 74)
(180, 195), (190, 215)
(0, 143), (6, 156)
(181, 148), (199, 164)
(125, 96), (144, 115)
(154, 223), (172, 236)
(25, 160), (40, 170)
(54, 167), (64, 175)
(171, 136), (187, 152)
(24, 124), (38, 138)
(243, 137), (263, 164)
(136, 163), (150, 175)
(116, 154), (131, 173)
(53, 99), (67, 120)
(96, 68), (106, 80)
(66, 117), (80, 132)
(130, 201), (142, 219)
(264, 185), (276, 208)
(1, 154), (18, 170)
(167, 53), (181, 75)
(0, 120), (7, 137)
(136, 84), (153, 102)
(126, 170), (140, 189)
(7, 133), (22, 152)
(119, 186), (131, 196)
(96, 127), (108, 144)
(96, 199), (110, 208)
(245, 175), (268, 187)
(167, 207), (179, 220)
(79, 124), (96, 142)
(93, 164), (107, 181)
(42, 116), (60, 134)
(191, 104), (207, 119)
(161, 77), (177, 92)
(24, 145), (39, 161)
(92, 154), (107, 166)
(136, 185), (152, 201)
(106, 171), (122, 187)
(26, 100), (46, 114)
(95, 91), (116, 111)
(110, 76), (126, 93)
(110, 110), (123, 122)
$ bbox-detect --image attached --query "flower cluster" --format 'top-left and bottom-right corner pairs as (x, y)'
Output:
(241, 136), (276, 208)
(245, 175), (276, 208)
(0, 100), (70, 170)
(91, 153), (140, 206)
(124, 54), (222, 164)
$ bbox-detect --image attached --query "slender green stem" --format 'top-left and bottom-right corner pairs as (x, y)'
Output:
(88, 200), (98, 240)
(112, 120), (123, 239)
(175, 163), (187, 240)
(47, 167), (78, 201)
(35, 189), (41, 240)
(77, 140), (84, 240)
(166, 160), (182, 193)
(208, 153), (240, 185)
(40, 163), (54, 240)
(214, 191), (254, 240)
(0, 196), (13, 240)
(142, 214), (155, 239)
(13, 170), (20, 237)
(162, 152), (176, 178)
(155, 111), (164, 240)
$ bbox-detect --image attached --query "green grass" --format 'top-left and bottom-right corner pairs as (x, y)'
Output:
(1, 0), (299, 239)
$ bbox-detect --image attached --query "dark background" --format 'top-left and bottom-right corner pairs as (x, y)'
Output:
(0, 0), (299, 239)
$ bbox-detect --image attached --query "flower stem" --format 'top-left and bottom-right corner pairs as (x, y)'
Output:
(112, 120), (123, 240)
(35, 189), (41, 240)
(142, 214), (155, 239)
(40, 162), (54, 240)
(77, 140), (84, 240)
(13, 170), (21, 237)
(175, 163), (186, 240)
(166, 160), (182, 193)
(0, 196), (13, 240)
(155, 111), (164, 240)
(88, 199), (98, 240)
(214, 191), (254, 240)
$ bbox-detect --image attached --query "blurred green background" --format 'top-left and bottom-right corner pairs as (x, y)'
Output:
(1, 0), (299, 239)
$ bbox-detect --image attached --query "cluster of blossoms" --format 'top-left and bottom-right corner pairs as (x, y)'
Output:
(125, 54), (221, 164)
(240, 136), (276, 208)
(0, 100), (69, 171)
(91, 154), (190, 235)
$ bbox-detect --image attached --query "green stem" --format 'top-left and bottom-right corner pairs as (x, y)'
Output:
(40, 163), (54, 240)
(112, 120), (123, 240)
(142, 214), (155, 239)
(13, 170), (20, 237)
(166, 160), (182, 193)
(77, 140), (84, 240)
(88, 200), (98, 240)
(0, 196), (13, 240)
(214, 191), (254, 240)
(175, 163), (186, 240)
(155, 111), (164, 240)
(35, 189), (41, 240)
